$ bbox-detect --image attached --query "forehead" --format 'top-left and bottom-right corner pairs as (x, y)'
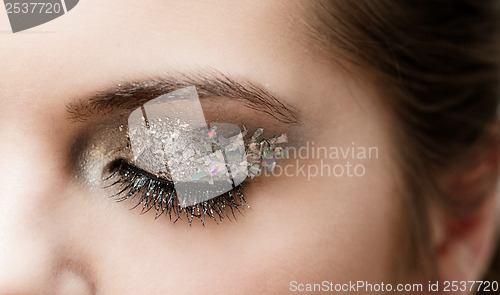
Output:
(0, 0), (306, 92)
(0, 0), (377, 143)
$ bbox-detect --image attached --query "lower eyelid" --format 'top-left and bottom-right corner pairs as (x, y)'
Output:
(76, 113), (287, 224)
(104, 159), (250, 225)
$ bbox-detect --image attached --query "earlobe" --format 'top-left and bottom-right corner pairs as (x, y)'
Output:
(434, 196), (498, 284)
(433, 125), (500, 285)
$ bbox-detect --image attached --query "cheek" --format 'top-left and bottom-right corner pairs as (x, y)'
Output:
(58, 135), (400, 294)
(167, 168), (401, 294)
(238, 174), (398, 287)
(202, 172), (398, 293)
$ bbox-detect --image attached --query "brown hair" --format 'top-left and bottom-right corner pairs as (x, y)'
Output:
(304, 0), (500, 281)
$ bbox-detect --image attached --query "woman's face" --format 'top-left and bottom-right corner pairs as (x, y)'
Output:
(0, 0), (403, 293)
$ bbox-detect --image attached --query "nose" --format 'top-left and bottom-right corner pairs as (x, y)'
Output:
(0, 121), (94, 294)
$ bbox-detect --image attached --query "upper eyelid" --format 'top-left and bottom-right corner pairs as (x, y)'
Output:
(106, 157), (248, 223)
(65, 71), (301, 124)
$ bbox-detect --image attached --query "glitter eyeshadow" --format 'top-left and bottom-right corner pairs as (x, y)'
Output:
(127, 116), (287, 191)
(125, 86), (288, 208)
(245, 128), (287, 176)
(102, 124), (288, 224)
(80, 85), (290, 224)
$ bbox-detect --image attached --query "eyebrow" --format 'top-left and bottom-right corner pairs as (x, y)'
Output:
(66, 71), (300, 124)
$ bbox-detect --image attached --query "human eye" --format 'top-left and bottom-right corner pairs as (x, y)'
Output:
(78, 85), (288, 225)
(105, 157), (248, 225)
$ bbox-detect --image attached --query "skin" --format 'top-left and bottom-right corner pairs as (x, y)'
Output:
(0, 1), (496, 294)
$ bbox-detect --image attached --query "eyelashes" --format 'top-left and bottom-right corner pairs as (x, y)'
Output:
(73, 86), (290, 225)
(102, 124), (287, 225)
(105, 159), (249, 225)
(96, 86), (290, 225)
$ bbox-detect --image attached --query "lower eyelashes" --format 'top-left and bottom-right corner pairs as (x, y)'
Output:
(90, 86), (288, 225)
(103, 125), (286, 225)
(105, 158), (249, 225)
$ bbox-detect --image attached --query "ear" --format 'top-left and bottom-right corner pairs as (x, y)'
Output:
(433, 196), (498, 283)
(433, 126), (500, 285)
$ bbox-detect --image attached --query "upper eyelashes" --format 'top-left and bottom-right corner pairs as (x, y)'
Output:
(105, 158), (248, 224)
(104, 126), (287, 225)
(96, 86), (288, 225)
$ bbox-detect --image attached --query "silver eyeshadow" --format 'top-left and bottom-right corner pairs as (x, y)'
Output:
(73, 86), (287, 209)
(74, 115), (287, 200)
